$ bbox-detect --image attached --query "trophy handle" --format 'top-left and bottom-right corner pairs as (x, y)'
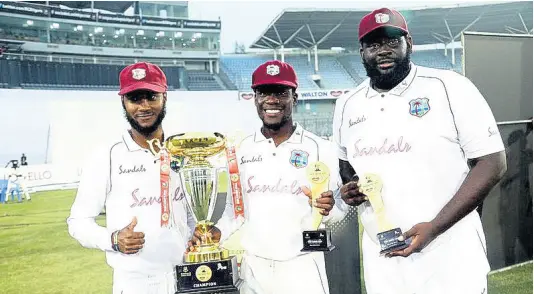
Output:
(147, 138), (163, 155)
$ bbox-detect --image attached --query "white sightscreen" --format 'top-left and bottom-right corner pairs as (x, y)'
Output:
(0, 89), (261, 169)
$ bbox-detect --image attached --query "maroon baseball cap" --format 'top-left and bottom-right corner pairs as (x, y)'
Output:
(358, 8), (409, 41)
(118, 62), (168, 95)
(251, 60), (298, 90)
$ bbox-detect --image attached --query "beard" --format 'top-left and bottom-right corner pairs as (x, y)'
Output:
(123, 103), (166, 137)
(363, 53), (411, 90)
(262, 115), (290, 131)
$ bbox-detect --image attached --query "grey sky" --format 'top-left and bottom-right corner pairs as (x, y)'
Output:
(186, 0), (500, 53)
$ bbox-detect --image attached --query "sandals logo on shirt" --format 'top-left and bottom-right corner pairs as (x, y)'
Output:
(408, 98), (430, 118)
(289, 150), (309, 168)
(118, 164), (146, 174)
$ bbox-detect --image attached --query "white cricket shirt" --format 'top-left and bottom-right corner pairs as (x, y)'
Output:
(333, 63), (504, 284)
(216, 123), (348, 261)
(67, 130), (195, 274)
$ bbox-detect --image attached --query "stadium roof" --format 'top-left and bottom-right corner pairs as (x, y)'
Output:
(27, 1), (134, 13)
(250, 1), (533, 50)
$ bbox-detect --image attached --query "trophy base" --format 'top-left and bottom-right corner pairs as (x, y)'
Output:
(185, 246), (230, 263)
(377, 228), (408, 255)
(301, 229), (336, 252)
(176, 256), (242, 294)
(175, 281), (243, 294)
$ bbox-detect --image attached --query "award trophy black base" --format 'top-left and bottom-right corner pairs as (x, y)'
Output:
(377, 228), (408, 255)
(301, 229), (335, 252)
(175, 256), (242, 294)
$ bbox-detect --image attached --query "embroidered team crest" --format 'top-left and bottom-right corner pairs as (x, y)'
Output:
(375, 13), (390, 24)
(266, 64), (280, 76)
(409, 98), (431, 118)
(132, 68), (146, 80)
(289, 150), (309, 168)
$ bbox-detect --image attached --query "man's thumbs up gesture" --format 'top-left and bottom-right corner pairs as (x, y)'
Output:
(114, 216), (145, 254)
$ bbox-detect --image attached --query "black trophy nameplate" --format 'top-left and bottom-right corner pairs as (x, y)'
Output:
(377, 228), (408, 255)
(175, 256), (242, 294)
(301, 229), (335, 252)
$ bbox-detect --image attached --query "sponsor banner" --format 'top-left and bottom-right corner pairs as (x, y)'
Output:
(238, 89), (354, 101)
(97, 12), (140, 25)
(50, 7), (96, 21)
(21, 41), (218, 59)
(0, 164), (82, 191)
(141, 16), (182, 28)
(183, 20), (221, 30)
(0, 1), (49, 17)
(0, 2), (220, 30)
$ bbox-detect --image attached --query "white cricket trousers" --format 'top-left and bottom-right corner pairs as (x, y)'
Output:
(240, 252), (330, 294)
(112, 269), (176, 294)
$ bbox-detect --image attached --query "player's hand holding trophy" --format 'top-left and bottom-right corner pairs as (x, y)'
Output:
(359, 174), (408, 255)
(301, 161), (336, 252)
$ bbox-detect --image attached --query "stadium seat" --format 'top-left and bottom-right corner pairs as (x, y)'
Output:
(5, 53), (463, 91)
(187, 70), (225, 91)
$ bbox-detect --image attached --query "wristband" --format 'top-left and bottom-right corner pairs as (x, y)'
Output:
(112, 231), (120, 252)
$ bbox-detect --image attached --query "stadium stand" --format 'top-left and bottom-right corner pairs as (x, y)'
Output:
(0, 59), (182, 90)
(186, 70), (225, 91)
(282, 56), (321, 89)
(313, 55), (357, 89)
(220, 49), (464, 91)
(0, 1), (530, 92)
(0, 48), (479, 91)
(219, 55), (271, 90)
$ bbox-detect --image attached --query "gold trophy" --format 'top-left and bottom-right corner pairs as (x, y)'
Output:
(301, 161), (335, 252)
(148, 132), (241, 293)
(360, 173), (408, 255)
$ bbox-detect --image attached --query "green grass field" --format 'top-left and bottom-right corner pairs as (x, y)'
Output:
(1, 190), (532, 294)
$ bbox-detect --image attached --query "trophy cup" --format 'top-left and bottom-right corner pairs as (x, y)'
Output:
(359, 173), (408, 255)
(148, 132), (241, 293)
(301, 161), (335, 252)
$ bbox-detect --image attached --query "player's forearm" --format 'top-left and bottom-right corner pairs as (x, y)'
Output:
(67, 217), (114, 252)
(430, 151), (507, 236)
(339, 159), (356, 184)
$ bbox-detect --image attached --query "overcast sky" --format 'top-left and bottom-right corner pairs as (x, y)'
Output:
(185, 0), (502, 53)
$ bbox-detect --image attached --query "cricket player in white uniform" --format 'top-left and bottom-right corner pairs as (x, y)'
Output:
(12, 166), (31, 201)
(334, 8), (507, 294)
(5, 171), (21, 202)
(67, 62), (195, 294)
(4, 167), (30, 202)
(188, 60), (348, 294)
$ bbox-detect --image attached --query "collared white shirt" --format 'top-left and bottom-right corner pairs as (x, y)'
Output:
(333, 63), (504, 273)
(67, 130), (195, 274)
(216, 123), (348, 261)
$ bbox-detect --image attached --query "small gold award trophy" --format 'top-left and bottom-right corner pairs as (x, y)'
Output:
(301, 161), (335, 252)
(360, 173), (408, 255)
